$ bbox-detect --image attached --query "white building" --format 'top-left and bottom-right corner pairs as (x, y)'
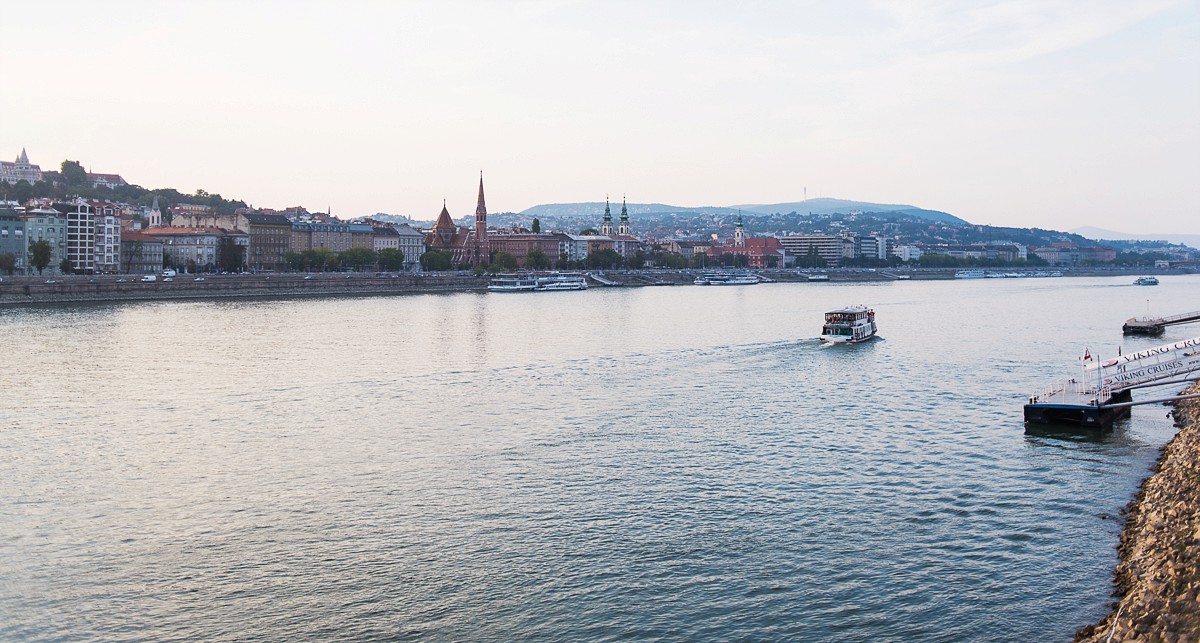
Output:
(55, 202), (95, 274)
(395, 224), (426, 270)
(858, 235), (894, 260)
(91, 203), (122, 273)
(87, 172), (127, 190)
(0, 148), (43, 185)
(893, 245), (924, 262)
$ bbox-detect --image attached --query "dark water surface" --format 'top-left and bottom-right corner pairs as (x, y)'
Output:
(2, 275), (1197, 641)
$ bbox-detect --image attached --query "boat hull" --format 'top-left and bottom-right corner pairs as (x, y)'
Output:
(820, 332), (878, 344)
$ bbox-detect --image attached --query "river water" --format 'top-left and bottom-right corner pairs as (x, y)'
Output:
(2, 275), (1197, 641)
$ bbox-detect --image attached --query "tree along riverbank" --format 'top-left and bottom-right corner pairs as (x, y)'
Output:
(1076, 384), (1200, 642)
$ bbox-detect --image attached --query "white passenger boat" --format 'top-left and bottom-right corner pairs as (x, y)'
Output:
(1134, 276), (1159, 286)
(489, 272), (588, 292)
(955, 270), (985, 279)
(820, 306), (878, 344)
(536, 273), (588, 291)
(694, 273), (759, 285)
(488, 274), (540, 292)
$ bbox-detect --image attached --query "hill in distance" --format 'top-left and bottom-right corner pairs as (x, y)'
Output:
(1070, 226), (1200, 249)
(520, 202), (743, 219)
(733, 198), (968, 225)
(520, 198), (968, 225)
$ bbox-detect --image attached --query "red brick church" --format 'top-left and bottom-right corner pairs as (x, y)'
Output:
(425, 174), (491, 266)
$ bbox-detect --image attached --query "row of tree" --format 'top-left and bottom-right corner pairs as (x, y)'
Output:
(283, 248), (406, 273)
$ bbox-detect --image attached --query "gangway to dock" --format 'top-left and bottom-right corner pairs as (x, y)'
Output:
(1024, 335), (1200, 428)
(1123, 310), (1200, 335)
(587, 273), (620, 287)
(634, 275), (672, 286)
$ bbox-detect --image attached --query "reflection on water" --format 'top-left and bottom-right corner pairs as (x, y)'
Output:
(1, 275), (1197, 641)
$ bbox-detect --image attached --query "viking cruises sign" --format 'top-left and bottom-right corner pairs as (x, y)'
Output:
(1083, 336), (1200, 389)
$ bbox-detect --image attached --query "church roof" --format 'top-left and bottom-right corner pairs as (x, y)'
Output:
(433, 202), (456, 231)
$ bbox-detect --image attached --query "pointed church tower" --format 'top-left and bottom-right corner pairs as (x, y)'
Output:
(600, 197), (613, 236)
(618, 196), (631, 236)
(148, 195), (162, 228)
(474, 172), (489, 265)
(18, 148), (29, 165)
(734, 212), (746, 247)
(433, 200), (456, 245)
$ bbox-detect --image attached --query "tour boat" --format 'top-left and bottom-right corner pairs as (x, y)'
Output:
(536, 273), (588, 291)
(955, 270), (986, 279)
(490, 273), (587, 292)
(694, 273), (759, 286)
(1133, 276), (1159, 286)
(820, 306), (878, 344)
(488, 274), (540, 292)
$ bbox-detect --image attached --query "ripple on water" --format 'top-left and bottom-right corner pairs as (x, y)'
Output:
(2, 277), (1196, 641)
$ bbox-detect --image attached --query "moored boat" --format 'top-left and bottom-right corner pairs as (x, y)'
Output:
(820, 306), (878, 343)
(536, 273), (588, 291)
(488, 274), (539, 292)
(955, 270), (985, 279)
(694, 272), (759, 286)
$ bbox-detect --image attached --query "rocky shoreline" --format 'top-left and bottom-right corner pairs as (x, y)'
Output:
(1076, 384), (1200, 642)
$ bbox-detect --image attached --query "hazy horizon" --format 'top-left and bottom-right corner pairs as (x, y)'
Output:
(3, 1), (1197, 233)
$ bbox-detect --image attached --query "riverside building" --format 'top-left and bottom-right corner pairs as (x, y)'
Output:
(21, 207), (67, 274)
(0, 208), (26, 273)
(55, 202), (95, 274)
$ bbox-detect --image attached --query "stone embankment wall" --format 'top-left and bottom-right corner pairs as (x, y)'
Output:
(1077, 384), (1200, 642)
(0, 274), (489, 305)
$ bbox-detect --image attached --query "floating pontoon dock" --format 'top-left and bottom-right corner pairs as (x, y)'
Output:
(1122, 310), (1200, 336)
(1024, 336), (1200, 428)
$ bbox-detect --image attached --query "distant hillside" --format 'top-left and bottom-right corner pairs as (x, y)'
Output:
(1071, 226), (1200, 249)
(734, 198), (968, 225)
(520, 202), (743, 219)
(520, 198), (966, 225)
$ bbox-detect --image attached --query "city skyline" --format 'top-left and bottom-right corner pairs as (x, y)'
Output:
(2, 1), (1197, 233)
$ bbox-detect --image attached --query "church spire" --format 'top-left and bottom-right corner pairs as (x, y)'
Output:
(601, 196), (613, 236)
(18, 148), (29, 164)
(617, 195), (631, 236)
(474, 172), (489, 266)
(476, 171), (487, 219)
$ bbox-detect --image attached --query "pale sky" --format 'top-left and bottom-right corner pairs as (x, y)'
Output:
(2, 1), (1197, 232)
